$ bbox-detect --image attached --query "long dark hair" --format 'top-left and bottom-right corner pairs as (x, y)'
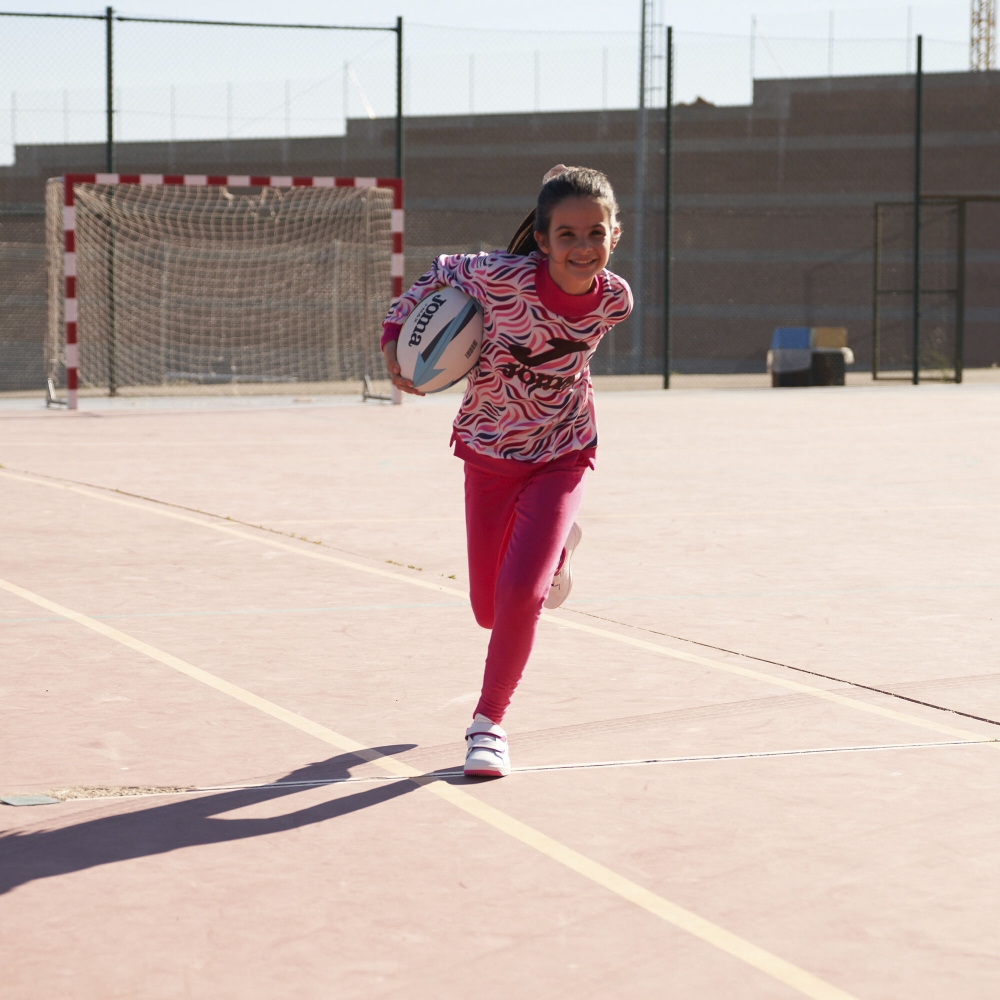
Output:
(506, 209), (539, 255)
(507, 166), (620, 256)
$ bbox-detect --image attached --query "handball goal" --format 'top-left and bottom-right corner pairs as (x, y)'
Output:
(46, 174), (403, 408)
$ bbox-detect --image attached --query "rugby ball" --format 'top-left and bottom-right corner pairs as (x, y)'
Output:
(396, 287), (483, 393)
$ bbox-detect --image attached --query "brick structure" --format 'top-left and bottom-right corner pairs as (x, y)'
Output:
(2, 69), (998, 390)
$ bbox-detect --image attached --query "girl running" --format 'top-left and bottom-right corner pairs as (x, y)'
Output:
(381, 166), (632, 778)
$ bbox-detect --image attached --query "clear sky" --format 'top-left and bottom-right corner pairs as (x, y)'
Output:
(0, 0), (973, 39)
(1, 1), (975, 163)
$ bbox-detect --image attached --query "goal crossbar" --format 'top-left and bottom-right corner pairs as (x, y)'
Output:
(60, 172), (403, 409)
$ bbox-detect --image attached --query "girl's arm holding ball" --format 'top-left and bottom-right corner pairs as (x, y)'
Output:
(382, 338), (423, 396)
(381, 254), (496, 394)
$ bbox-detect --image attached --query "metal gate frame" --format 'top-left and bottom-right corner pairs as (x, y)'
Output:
(873, 194), (1000, 383)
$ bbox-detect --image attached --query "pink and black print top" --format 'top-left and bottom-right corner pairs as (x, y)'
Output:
(382, 251), (633, 465)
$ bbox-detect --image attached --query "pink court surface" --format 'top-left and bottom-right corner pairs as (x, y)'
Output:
(1, 382), (998, 999)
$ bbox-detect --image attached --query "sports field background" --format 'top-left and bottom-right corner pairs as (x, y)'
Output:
(3, 6), (999, 390)
(2, 1), (998, 993)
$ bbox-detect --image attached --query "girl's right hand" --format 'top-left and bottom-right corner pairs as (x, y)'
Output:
(382, 340), (425, 396)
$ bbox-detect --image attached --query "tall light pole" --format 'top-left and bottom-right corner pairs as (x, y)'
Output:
(971, 0), (997, 70)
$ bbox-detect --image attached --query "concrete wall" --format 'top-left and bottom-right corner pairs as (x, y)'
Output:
(3, 69), (998, 390)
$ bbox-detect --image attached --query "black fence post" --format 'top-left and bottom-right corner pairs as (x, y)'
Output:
(633, 1), (647, 375)
(663, 26), (672, 389)
(872, 203), (882, 380)
(912, 34), (922, 385)
(395, 16), (403, 180)
(105, 6), (114, 172)
(106, 6), (117, 396)
(956, 197), (966, 383)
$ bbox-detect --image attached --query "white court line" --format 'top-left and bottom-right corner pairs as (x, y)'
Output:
(38, 739), (990, 803)
(1, 573), (859, 1000)
(510, 738), (992, 772)
(0, 467), (993, 747)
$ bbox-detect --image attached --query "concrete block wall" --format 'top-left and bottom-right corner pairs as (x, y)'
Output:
(2, 69), (998, 389)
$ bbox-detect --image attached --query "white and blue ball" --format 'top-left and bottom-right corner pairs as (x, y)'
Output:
(396, 287), (483, 393)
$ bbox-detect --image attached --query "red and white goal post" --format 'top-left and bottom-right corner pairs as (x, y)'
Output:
(62, 173), (403, 409)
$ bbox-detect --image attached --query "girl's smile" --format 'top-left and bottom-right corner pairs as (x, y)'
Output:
(535, 196), (620, 296)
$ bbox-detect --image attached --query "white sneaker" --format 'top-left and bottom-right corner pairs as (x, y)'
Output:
(464, 714), (511, 778)
(543, 521), (582, 609)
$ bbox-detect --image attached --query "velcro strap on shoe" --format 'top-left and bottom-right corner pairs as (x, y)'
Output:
(467, 733), (506, 753)
(466, 722), (506, 739)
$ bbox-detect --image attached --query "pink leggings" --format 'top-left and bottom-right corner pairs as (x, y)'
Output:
(464, 458), (587, 723)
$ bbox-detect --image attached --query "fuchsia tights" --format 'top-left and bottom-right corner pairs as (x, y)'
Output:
(464, 457), (587, 724)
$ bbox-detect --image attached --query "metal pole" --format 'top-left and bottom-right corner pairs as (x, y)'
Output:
(633, 0), (647, 374)
(106, 6), (117, 396)
(391, 16), (404, 404)
(955, 198), (966, 382)
(395, 16), (403, 179)
(912, 34), (922, 385)
(872, 204), (882, 380)
(105, 6), (114, 172)
(663, 26), (673, 389)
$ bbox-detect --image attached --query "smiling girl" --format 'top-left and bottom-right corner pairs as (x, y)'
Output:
(381, 165), (632, 777)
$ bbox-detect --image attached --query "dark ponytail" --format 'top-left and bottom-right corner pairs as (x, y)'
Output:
(507, 208), (539, 255)
(507, 166), (620, 256)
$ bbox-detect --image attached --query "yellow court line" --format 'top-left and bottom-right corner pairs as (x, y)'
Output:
(2, 467), (994, 746)
(0, 574), (857, 1000)
(0, 469), (463, 598)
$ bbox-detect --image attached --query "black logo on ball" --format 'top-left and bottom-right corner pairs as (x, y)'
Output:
(408, 293), (447, 347)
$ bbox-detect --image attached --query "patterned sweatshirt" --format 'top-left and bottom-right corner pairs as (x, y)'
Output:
(382, 250), (633, 466)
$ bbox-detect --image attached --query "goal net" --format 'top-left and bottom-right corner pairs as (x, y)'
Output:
(46, 174), (402, 405)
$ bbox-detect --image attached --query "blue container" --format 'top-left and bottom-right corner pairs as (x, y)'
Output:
(771, 327), (811, 350)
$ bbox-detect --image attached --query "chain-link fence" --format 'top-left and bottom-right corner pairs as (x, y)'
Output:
(2, 7), (997, 393)
(0, 202), (45, 390)
(635, 27), (998, 384)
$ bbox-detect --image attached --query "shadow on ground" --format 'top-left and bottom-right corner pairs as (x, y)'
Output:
(0, 747), (435, 895)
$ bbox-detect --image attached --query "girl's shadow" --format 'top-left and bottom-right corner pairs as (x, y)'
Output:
(0, 747), (428, 895)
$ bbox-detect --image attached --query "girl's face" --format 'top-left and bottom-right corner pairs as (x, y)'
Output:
(535, 196), (620, 295)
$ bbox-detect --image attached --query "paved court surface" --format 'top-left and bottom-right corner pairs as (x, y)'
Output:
(1, 384), (998, 998)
